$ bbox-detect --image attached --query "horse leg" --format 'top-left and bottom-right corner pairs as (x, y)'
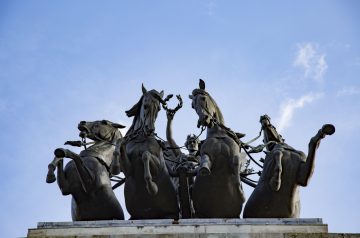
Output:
(229, 154), (240, 184)
(269, 150), (283, 191)
(54, 148), (94, 193)
(142, 151), (159, 196)
(230, 154), (246, 202)
(46, 156), (63, 183)
(297, 124), (335, 186)
(111, 138), (126, 175)
(199, 154), (212, 176)
(56, 160), (71, 195)
(118, 141), (132, 177)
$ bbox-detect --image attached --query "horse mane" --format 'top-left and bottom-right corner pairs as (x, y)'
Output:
(207, 93), (225, 124)
(111, 129), (122, 143)
(192, 88), (225, 124)
(125, 95), (144, 136)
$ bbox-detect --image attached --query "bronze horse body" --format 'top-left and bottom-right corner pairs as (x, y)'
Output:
(243, 115), (335, 218)
(116, 85), (179, 219)
(190, 80), (246, 218)
(46, 120), (125, 221)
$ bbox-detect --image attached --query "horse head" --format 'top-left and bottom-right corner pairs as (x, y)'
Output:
(189, 79), (224, 128)
(126, 84), (165, 136)
(78, 120), (125, 173)
(260, 115), (284, 151)
(78, 120), (125, 143)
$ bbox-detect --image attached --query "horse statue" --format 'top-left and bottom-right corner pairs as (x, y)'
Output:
(189, 79), (246, 218)
(114, 84), (179, 219)
(46, 120), (126, 221)
(243, 115), (335, 218)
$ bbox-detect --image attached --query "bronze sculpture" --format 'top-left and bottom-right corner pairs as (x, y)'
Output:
(46, 81), (335, 221)
(114, 84), (179, 219)
(46, 120), (125, 221)
(189, 79), (246, 218)
(243, 115), (335, 218)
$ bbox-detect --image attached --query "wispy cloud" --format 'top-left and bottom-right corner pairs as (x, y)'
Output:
(293, 43), (328, 82)
(337, 86), (360, 97)
(206, 0), (217, 16)
(277, 93), (323, 133)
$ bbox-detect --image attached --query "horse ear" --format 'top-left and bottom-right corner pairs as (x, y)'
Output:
(159, 90), (164, 99)
(199, 79), (205, 90)
(142, 83), (147, 95)
(112, 122), (126, 129)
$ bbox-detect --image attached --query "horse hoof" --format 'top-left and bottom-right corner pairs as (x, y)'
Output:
(321, 124), (335, 135)
(46, 172), (56, 183)
(54, 148), (66, 157)
(199, 167), (211, 176)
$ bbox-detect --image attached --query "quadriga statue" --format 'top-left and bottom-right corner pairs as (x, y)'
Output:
(46, 120), (125, 221)
(114, 84), (179, 219)
(243, 115), (335, 218)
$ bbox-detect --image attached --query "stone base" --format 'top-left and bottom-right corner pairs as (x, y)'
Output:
(27, 218), (336, 238)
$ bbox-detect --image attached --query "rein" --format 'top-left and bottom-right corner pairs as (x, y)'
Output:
(153, 126), (206, 151)
(199, 100), (265, 169)
(80, 135), (125, 188)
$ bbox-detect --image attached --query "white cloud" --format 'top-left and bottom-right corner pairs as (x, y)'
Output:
(337, 86), (360, 97)
(277, 93), (323, 133)
(293, 43), (328, 82)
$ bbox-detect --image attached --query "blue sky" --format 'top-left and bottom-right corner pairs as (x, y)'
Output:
(0, 1), (359, 237)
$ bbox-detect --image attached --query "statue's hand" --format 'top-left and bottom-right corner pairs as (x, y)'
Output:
(64, 140), (82, 147)
(167, 110), (175, 120)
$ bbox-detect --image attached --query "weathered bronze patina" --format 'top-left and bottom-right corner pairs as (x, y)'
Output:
(114, 85), (179, 219)
(189, 79), (246, 218)
(46, 81), (334, 221)
(46, 120), (125, 221)
(243, 115), (335, 218)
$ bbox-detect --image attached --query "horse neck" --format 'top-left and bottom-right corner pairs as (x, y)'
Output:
(134, 108), (146, 131)
(208, 95), (224, 124)
(206, 124), (224, 138)
(81, 141), (115, 166)
(206, 97), (227, 137)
